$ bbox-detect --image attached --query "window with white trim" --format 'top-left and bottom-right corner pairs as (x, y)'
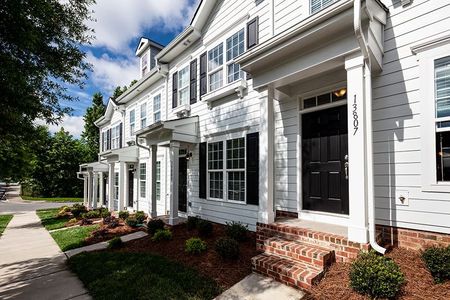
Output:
(141, 53), (148, 77)
(153, 94), (161, 122)
(208, 43), (224, 91)
(178, 66), (189, 105)
(140, 163), (146, 197)
(102, 130), (107, 152)
(435, 56), (450, 182)
(114, 172), (119, 200)
(111, 124), (121, 150)
(226, 29), (245, 83)
(140, 103), (147, 129)
(310, 0), (337, 14)
(130, 109), (135, 135)
(156, 161), (161, 201)
(207, 137), (246, 202)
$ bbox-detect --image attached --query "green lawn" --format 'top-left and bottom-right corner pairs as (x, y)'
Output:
(51, 224), (100, 251)
(68, 252), (221, 300)
(22, 196), (82, 203)
(36, 208), (71, 230)
(0, 215), (13, 236)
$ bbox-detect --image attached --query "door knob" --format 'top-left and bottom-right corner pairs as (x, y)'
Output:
(344, 155), (349, 179)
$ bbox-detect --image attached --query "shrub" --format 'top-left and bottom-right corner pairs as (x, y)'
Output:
(118, 211), (129, 220)
(350, 251), (404, 299)
(215, 237), (240, 260)
(147, 219), (165, 235)
(66, 218), (78, 226)
(108, 237), (123, 249)
(225, 221), (248, 242)
(152, 229), (172, 242)
(185, 238), (207, 255)
(186, 216), (200, 231)
(125, 217), (138, 228)
(58, 206), (71, 216)
(135, 211), (146, 224)
(422, 246), (450, 283)
(71, 204), (87, 218)
(197, 219), (213, 237)
(82, 210), (101, 219)
(79, 218), (93, 226)
(105, 217), (119, 229)
(100, 210), (111, 218)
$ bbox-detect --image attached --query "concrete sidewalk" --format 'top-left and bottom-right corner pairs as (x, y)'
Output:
(0, 212), (91, 300)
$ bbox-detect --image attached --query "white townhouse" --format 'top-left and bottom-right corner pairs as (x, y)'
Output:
(78, 0), (450, 289)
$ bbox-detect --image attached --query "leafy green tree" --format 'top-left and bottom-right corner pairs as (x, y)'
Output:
(82, 93), (106, 162)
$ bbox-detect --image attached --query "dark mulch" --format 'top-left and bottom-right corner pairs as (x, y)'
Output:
(112, 222), (259, 290)
(305, 248), (450, 300)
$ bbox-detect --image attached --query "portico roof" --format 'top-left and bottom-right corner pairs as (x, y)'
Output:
(79, 162), (109, 173)
(100, 146), (139, 163)
(135, 116), (199, 146)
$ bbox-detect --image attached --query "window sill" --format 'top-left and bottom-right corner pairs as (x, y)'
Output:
(202, 79), (247, 103)
(172, 104), (191, 116)
(421, 182), (450, 193)
(206, 197), (249, 206)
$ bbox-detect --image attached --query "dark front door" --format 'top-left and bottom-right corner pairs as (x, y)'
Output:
(302, 105), (349, 214)
(178, 157), (187, 212)
(128, 169), (134, 207)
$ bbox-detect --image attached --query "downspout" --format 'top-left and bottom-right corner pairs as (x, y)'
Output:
(354, 0), (386, 254)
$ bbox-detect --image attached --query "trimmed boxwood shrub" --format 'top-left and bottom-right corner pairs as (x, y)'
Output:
(225, 221), (248, 242)
(197, 219), (213, 237)
(186, 216), (200, 231)
(100, 209), (111, 218)
(135, 211), (146, 224)
(71, 204), (87, 218)
(82, 210), (101, 219)
(422, 246), (450, 283)
(215, 237), (239, 260)
(152, 229), (172, 241)
(125, 217), (138, 228)
(350, 251), (404, 299)
(108, 237), (123, 249)
(185, 237), (207, 255)
(147, 219), (165, 235)
(118, 210), (129, 220)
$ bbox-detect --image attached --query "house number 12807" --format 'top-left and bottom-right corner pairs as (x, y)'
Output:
(353, 95), (359, 136)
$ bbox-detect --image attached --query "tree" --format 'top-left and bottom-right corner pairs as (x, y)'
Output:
(82, 92), (106, 162)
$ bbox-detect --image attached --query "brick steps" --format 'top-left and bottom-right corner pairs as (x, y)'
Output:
(261, 237), (335, 268)
(252, 253), (324, 290)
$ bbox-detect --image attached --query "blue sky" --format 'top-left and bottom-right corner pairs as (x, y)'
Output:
(47, 0), (200, 137)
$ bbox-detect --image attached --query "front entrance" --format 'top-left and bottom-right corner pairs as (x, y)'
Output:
(302, 105), (349, 214)
(178, 157), (187, 213)
(128, 168), (134, 207)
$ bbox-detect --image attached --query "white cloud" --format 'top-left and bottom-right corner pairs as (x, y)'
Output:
(37, 116), (85, 139)
(88, 0), (200, 53)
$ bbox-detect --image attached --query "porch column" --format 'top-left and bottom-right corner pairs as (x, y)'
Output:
(345, 54), (369, 243)
(108, 162), (115, 211)
(150, 145), (158, 218)
(258, 87), (275, 224)
(87, 171), (93, 210)
(119, 162), (126, 211)
(99, 172), (104, 207)
(92, 173), (98, 209)
(83, 175), (88, 207)
(169, 141), (180, 225)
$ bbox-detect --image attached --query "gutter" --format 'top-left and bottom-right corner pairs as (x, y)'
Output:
(354, 0), (386, 254)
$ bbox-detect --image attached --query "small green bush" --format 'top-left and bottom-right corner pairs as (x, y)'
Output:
(147, 219), (165, 235)
(100, 210), (111, 218)
(135, 211), (146, 224)
(185, 237), (207, 255)
(225, 221), (248, 242)
(82, 210), (101, 219)
(118, 210), (129, 220)
(350, 251), (404, 299)
(197, 219), (213, 237)
(186, 216), (200, 231)
(152, 229), (172, 242)
(422, 246), (450, 283)
(125, 217), (138, 228)
(215, 237), (240, 260)
(58, 206), (71, 216)
(108, 237), (123, 249)
(71, 204), (87, 218)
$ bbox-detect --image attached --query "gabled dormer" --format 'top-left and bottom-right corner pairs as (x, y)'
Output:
(135, 37), (165, 79)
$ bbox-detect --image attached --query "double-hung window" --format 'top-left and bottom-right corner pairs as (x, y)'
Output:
(208, 43), (224, 91)
(310, 0), (337, 14)
(140, 103), (147, 129)
(130, 109), (136, 135)
(102, 131), (107, 152)
(114, 172), (119, 200)
(156, 161), (161, 201)
(153, 94), (161, 122)
(208, 142), (224, 199)
(178, 66), (190, 105)
(141, 53), (148, 77)
(111, 124), (121, 149)
(435, 56), (450, 182)
(140, 163), (146, 198)
(226, 29), (245, 83)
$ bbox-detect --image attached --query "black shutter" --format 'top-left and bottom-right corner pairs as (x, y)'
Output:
(107, 129), (111, 150)
(247, 16), (259, 49)
(246, 132), (259, 205)
(119, 123), (123, 148)
(199, 52), (207, 98)
(199, 142), (207, 199)
(190, 59), (197, 104)
(172, 72), (178, 108)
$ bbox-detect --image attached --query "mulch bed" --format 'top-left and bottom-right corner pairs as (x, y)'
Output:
(112, 223), (259, 290)
(305, 248), (450, 300)
(84, 221), (141, 245)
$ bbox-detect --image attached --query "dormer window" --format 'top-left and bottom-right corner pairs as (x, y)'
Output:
(141, 53), (149, 77)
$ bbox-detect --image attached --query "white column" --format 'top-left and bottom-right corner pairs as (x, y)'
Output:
(87, 172), (92, 210)
(345, 54), (369, 243)
(150, 145), (158, 218)
(83, 176), (88, 207)
(92, 173), (98, 209)
(258, 87), (275, 224)
(99, 172), (104, 207)
(108, 162), (115, 211)
(119, 162), (126, 211)
(169, 141), (180, 225)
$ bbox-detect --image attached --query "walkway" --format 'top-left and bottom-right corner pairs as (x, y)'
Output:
(0, 186), (90, 299)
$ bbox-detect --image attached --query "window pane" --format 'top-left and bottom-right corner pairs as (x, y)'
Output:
(208, 142), (223, 170)
(140, 163), (146, 197)
(436, 131), (450, 182)
(209, 70), (223, 91)
(435, 56), (450, 118)
(209, 172), (223, 199)
(156, 161), (161, 200)
(154, 111), (161, 123)
(228, 171), (245, 201)
(304, 97), (316, 109)
(311, 0), (337, 14)
(208, 43), (223, 71)
(317, 93), (331, 105)
(226, 138), (245, 169)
